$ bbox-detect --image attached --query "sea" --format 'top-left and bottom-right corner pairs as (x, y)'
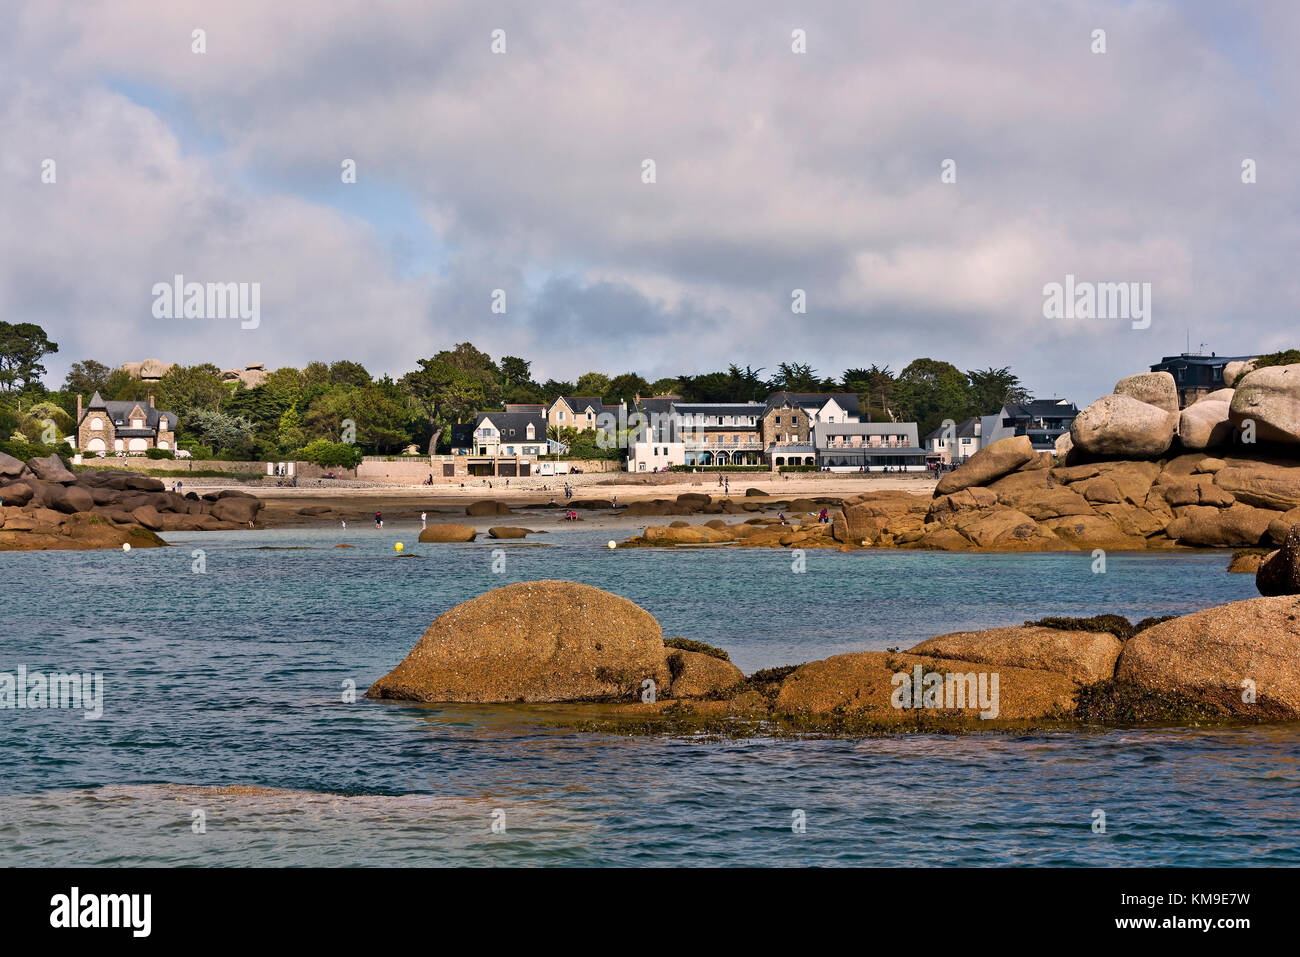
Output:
(2, 525), (1296, 866)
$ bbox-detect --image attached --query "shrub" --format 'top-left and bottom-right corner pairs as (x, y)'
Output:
(295, 440), (363, 469)
(1250, 349), (1300, 370)
(145, 448), (175, 460)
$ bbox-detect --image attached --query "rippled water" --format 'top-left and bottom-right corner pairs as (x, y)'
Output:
(2, 525), (1295, 866)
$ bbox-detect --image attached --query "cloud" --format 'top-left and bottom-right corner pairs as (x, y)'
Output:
(2, 0), (1296, 403)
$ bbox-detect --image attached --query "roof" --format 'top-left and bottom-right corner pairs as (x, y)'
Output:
(504, 403), (544, 414)
(80, 394), (176, 430)
(1002, 399), (1079, 419)
(553, 396), (614, 414)
(473, 411), (548, 441)
(764, 392), (861, 416)
(922, 416), (980, 442)
(672, 402), (764, 417)
(1151, 353), (1257, 368)
(815, 422), (920, 448)
(819, 447), (927, 459)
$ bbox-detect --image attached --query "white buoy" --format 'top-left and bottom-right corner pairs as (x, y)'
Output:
(607, 540), (616, 549)
(122, 543), (131, 552)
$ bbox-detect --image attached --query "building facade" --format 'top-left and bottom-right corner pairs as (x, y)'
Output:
(75, 392), (177, 455)
(1149, 353), (1257, 407)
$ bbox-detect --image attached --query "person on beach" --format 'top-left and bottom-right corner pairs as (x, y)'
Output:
(341, 520), (347, 529)
(778, 512), (788, 526)
(375, 511), (383, 528)
(420, 511), (427, 529)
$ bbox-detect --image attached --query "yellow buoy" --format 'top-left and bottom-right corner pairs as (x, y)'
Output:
(395, 542), (404, 552)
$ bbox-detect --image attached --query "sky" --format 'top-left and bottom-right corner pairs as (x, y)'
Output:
(2, 0), (1296, 406)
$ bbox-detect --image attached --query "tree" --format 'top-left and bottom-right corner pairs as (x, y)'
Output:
(182, 408), (255, 456)
(574, 371), (611, 400)
(607, 372), (651, 406)
(0, 322), (58, 391)
(768, 362), (825, 393)
(842, 365), (896, 421)
(400, 358), (488, 436)
(155, 364), (227, 413)
(894, 358), (973, 437)
(500, 356), (533, 390)
(966, 366), (1030, 414)
(64, 359), (112, 397)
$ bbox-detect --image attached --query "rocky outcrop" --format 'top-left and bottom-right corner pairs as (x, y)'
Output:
(1071, 393), (1178, 457)
(1115, 596), (1300, 715)
(774, 651), (1080, 720)
(1230, 364), (1300, 445)
(934, 435), (1035, 495)
(1179, 389), (1234, 450)
(1114, 371), (1179, 413)
(0, 458), (260, 549)
(466, 499), (511, 516)
(418, 523), (477, 542)
(666, 649), (744, 698)
(366, 581), (671, 702)
(907, 625), (1122, 683)
(1256, 526), (1300, 596)
(487, 526), (532, 539)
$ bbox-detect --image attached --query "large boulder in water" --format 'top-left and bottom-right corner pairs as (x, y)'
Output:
(1256, 525), (1300, 596)
(1114, 371), (1179, 414)
(418, 523), (477, 542)
(1070, 393), (1178, 458)
(210, 496), (262, 524)
(1115, 596), (1300, 715)
(1230, 364), (1300, 444)
(366, 580), (670, 702)
(665, 649), (744, 698)
(466, 499), (511, 516)
(47, 484), (94, 514)
(934, 435), (1035, 495)
(906, 625), (1122, 683)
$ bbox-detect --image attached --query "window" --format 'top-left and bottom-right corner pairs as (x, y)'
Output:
(89, 417), (103, 431)
(131, 418), (144, 429)
(158, 440), (170, 450)
(559, 411), (566, 421)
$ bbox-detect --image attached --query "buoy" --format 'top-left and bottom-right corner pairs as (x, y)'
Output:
(122, 543), (131, 552)
(607, 540), (616, 549)
(395, 542), (404, 552)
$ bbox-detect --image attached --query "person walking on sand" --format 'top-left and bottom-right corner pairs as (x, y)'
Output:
(375, 511), (383, 529)
(341, 519), (347, 529)
(420, 511), (427, 530)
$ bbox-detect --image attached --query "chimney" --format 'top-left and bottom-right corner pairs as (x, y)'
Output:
(76, 394), (82, 423)
(149, 394), (155, 408)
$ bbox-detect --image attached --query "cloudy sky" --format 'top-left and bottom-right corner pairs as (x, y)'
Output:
(2, 0), (1295, 404)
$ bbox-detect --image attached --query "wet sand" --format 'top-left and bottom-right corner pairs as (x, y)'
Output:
(218, 473), (938, 530)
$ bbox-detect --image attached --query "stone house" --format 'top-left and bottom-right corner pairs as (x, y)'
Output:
(75, 391), (178, 455)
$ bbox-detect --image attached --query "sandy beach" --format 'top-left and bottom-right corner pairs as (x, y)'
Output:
(189, 472), (939, 531)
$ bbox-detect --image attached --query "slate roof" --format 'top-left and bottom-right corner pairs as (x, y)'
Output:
(763, 392), (861, 416)
(473, 411), (548, 442)
(80, 392), (176, 431)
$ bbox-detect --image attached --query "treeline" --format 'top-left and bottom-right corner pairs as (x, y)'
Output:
(1, 323), (1035, 460)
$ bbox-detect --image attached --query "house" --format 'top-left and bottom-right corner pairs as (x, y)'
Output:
(465, 411), (549, 458)
(923, 416), (985, 465)
(545, 396), (622, 432)
(988, 399), (1079, 451)
(1150, 353), (1257, 407)
(75, 392), (178, 455)
(815, 422), (926, 471)
(670, 402), (766, 466)
(761, 392), (862, 466)
(627, 440), (686, 472)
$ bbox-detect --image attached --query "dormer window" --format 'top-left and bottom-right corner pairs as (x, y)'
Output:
(131, 417), (144, 429)
(526, 424), (535, 440)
